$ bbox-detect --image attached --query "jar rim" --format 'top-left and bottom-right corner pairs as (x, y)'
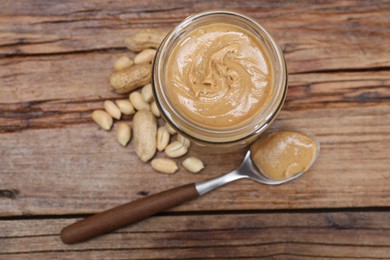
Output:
(153, 10), (287, 145)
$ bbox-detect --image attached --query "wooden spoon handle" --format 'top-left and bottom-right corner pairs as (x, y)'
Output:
(60, 183), (199, 244)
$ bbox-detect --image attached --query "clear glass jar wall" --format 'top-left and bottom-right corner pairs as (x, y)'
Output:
(153, 10), (287, 150)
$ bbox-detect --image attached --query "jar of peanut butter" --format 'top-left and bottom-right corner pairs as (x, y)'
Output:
(153, 10), (287, 150)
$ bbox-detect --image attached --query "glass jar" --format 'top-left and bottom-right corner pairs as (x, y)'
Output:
(153, 10), (287, 150)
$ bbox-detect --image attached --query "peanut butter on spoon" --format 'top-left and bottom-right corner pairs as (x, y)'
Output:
(250, 131), (319, 180)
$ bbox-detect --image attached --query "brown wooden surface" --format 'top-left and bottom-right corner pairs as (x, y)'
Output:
(1, 0), (390, 258)
(1, 211), (390, 259)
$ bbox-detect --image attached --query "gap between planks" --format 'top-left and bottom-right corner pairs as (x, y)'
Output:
(0, 206), (389, 221)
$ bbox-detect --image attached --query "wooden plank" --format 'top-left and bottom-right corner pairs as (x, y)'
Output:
(0, 211), (389, 259)
(0, 51), (388, 131)
(1, 106), (389, 216)
(0, 1), (389, 216)
(0, 0), (389, 73)
(1, 0), (389, 258)
(0, 50), (389, 106)
(0, 52), (123, 104)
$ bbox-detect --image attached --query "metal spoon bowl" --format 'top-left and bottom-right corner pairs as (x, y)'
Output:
(61, 133), (320, 244)
(197, 131), (320, 195)
(196, 150), (303, 196)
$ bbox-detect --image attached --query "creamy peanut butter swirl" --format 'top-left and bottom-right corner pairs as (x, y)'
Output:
(250, 131), (319, 180)
(166, 23), (272, 128)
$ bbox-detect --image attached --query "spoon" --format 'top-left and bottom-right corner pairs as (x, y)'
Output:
(61, 131), (319, 244)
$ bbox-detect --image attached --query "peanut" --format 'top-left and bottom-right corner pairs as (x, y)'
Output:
(91, 110), (113, 131)
(151, 101), (160, 117)
(134, 49), (157, 64)
(151, 158), (178, 174)
(104, 100), (121, 120)
(114, 56), (134, 71)
(182, 157), (204, 173)
(116, 122), (131, 146)
(157, 126), (170, 152)
(109, 63), (151, 94)
(177, 134), (191, 148)
(166, 123), (177, 135)
(129, 92), (150, 111)
(115, 99), (135, 115)
(165, 141), (188, 158)
(141, 83), (154, 103)
(133, 110), (157, 162)
(125, 29), (169, 52)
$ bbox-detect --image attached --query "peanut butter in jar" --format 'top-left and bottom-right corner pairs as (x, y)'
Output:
(153, 10), (287, 149)
(166, 23), (273, 129)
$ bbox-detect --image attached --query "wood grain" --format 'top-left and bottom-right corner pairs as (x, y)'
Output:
(1, 66), (389, 132)
(1, 0), (388, 216)
(1, 0), (389, 73)
(1, 212), (389, 259)
(1, 0), (390, 257)
(1, 105), (389, 215)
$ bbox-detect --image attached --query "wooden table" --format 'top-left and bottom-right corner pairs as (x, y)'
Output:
(1, 1), (389, 259)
